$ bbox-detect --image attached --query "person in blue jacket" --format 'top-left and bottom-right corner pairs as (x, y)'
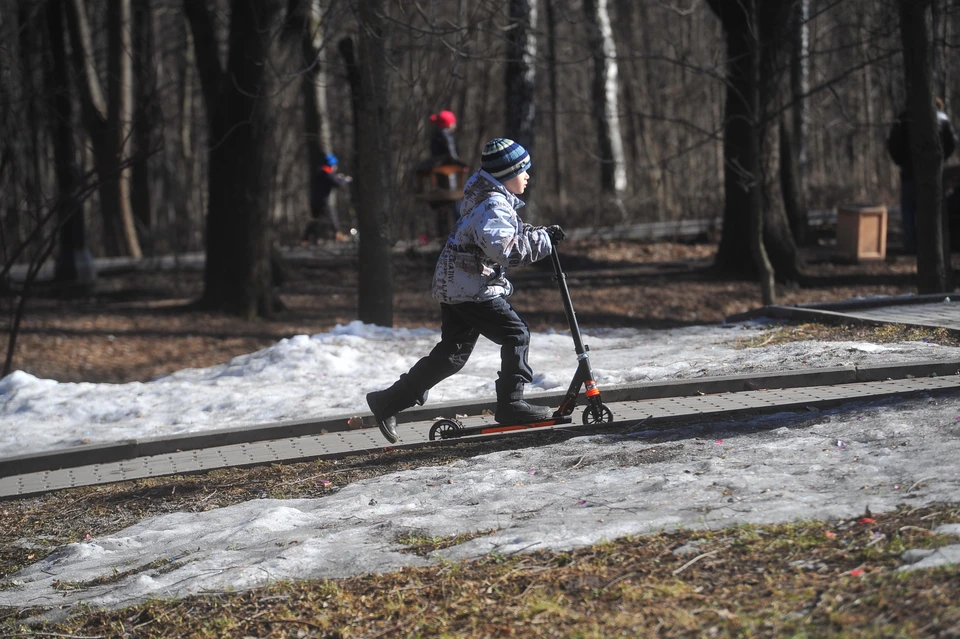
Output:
(305, 154), (352, 242)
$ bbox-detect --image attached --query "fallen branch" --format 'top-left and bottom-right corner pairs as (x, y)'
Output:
(672, 549), (719, 575)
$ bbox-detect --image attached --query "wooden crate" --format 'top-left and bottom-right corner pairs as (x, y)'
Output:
(414, 157), (470, 203)
(836, 205), (887, 261)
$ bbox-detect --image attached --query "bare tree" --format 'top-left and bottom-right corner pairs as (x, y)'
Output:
(505, 0), (538, 217)
(354, 0), (394, 326)
(184, 0), (284, 318)
(286, 0), (336, 239)
(781, 0), (809, 245)
(130, 0), (160, 255)
(584, 0), (627, 212)
(63, 0), (142, 259)
(706, 0), (777, 303)
(544, 0), (566, 207)
(899, 0), (951, 293)
(47, 0), (95, 287)
(708, 0), (801, 291)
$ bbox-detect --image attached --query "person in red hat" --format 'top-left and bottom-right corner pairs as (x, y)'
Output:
(429, 110), (459, 160)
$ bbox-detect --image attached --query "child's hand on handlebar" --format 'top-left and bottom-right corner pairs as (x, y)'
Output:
(545, 225), (566, 243)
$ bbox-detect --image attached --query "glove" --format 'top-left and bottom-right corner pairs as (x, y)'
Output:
(544, 225), (566, 244)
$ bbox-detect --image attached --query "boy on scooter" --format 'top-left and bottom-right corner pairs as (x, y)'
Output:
(367, 138), (565, 443)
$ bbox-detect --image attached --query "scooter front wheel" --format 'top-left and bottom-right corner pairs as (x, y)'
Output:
(429, 419), (463, 441)
(582, 403), (614, 425)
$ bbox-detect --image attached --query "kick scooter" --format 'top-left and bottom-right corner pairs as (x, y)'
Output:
(428, 245), (614, 441)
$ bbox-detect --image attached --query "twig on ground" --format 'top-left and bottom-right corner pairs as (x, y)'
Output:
(672, 550), (720, 575)
(907, 477), (936, 493)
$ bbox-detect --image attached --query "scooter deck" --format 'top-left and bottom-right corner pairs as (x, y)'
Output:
(430, 414), (573, 440)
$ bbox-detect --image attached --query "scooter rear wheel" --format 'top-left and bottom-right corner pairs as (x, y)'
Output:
(429, 419), (463, 441)
(582, 403), (613, 425)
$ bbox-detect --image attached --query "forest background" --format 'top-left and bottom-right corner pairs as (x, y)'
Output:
(0, 0), (958, 361)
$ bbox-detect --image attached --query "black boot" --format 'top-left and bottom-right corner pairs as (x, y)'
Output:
(494, 378), (554, 425)
(366, 376), (427, 444)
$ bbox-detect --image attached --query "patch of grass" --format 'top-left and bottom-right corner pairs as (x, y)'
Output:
(2, 505), (959, 637)
(395, 528), (501, 556)
(733, 322), (960, 349)
(51, 558), (186, 592)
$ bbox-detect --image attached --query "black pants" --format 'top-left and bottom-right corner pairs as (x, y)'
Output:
(404, 297), (532, 402)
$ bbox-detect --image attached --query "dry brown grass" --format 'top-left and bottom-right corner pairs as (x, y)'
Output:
(3, 501), (959, 637)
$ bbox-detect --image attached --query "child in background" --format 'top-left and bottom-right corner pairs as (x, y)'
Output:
(305, 153), (352, 242)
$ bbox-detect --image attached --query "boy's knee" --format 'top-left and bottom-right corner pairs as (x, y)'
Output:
(500, 332), (530, 349)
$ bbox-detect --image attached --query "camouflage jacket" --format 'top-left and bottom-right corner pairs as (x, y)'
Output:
(432, 170), (552, 303)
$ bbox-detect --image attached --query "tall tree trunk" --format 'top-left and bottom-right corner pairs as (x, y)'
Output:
(63, 0), (142, 258)
(505, 0), (537, 218)
(505, 0), (536, 152)
(544, 0), (565, 207)
(900, 0), (951, 293)
(131, 0), (157, 254)
(584, 0), (628, 213)
(709, 0), (801, 281)
(355, 0), (393, 326)
(185, 0), (282, 318)
(18, 1), (45, 236)
(747, 0), (775, 305)
(785, 0), (810, 245)
(173, 18), (195, 253)
(338, 36), (362, 198)
(288, 0), (335, 235)
(711, 2), (755, 274)
(46, 0), (95, 286)
(286, 1), (333, 178)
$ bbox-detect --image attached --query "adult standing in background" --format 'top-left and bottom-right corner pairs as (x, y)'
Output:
(888, 97), (959, 254)
(426, 110), (461, 238)
(430, 110), (459, 160)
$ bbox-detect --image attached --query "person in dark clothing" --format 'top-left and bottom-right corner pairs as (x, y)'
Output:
(304, 153), (352, 242)
(429, 110), (459, 160)
(367, 138), (566, 444)
(426, 110), (462, 238)
(887, 98), (959, 254)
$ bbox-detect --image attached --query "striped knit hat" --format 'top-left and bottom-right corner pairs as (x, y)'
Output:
(481, 138), (531, 182)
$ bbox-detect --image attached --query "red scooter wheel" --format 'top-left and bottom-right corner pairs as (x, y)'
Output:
(582, 403), (613, 425)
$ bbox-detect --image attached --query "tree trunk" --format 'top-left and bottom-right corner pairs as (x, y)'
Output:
(355, 0), (394, 326)
(288, 0), (333, 191)
(505, 0), (538, 218)
(584, 0), (628, 209)
(785, 0), (810, 245)
(779, 117), (806, 246)
(63, 0), (142, 259)
(338, 36), (362, 199)
(544, 0), (565, 207)
(746, 0), (775, 304)
(711, 2), (755, 275)
(900, 0), (951, 293)
(185, 0), (282, 318)
(131, 0), (157, 254)
(18, 1), (45, 239)
(47, 0), (96, 286)
(709, 0), (801, 282)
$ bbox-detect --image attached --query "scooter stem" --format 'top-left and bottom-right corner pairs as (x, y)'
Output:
(551, 247), (587, 356)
